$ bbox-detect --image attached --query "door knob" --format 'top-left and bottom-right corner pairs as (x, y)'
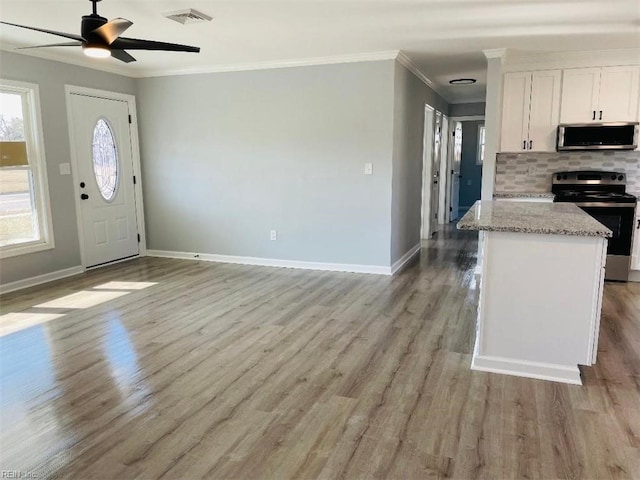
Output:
(81, 193), (89, 200)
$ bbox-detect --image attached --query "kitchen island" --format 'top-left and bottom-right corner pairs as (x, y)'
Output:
(458, 201), (612, 385)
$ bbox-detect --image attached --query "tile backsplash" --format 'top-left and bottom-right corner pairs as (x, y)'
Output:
(495, 151), (640, 197)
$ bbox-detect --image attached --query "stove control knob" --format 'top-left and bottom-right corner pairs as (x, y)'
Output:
(556, 174), (562, 180)
(611, 175), (617, 180)
(563, 175), (568, 180)
(618, 175), (624, 181)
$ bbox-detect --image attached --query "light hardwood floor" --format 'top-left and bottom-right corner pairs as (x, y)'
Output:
(0, 228), (639, 479)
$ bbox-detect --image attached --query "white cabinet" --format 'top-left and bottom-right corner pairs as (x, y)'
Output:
(500, 70), (561, 152)
(560, 66), (640, 123)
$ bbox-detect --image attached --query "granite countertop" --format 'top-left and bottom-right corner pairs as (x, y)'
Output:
(493, 192), (555, 199)
(457, 200), (612, 238)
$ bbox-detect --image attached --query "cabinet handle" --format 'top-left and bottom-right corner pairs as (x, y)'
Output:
(592, 111), (596, 120)
(599, 110), (603, 121)
(637, 219), (640, 229)
(523, 140), (527, 150)
(529, 140), (533, 150)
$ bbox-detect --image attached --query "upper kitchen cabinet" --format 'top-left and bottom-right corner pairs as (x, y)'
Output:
(500, 70), (561, 152)
(560, 66), (640, 123)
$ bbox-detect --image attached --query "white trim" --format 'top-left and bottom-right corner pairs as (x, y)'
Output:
(476, 124), (486, 165)
(471, 354), (582, 385)
(64, 85), (147, 268)
(0, 265), (84, 295)
(146, 250), (392, 275)
(629, 270), (640, 283)
(0, 79), (55, 259)
(395, 52), (449, 102)
(449, 115), (485, 122)
(502, 48), (640, 72)
(483, 48), (508, 60)
(2, 43), (403, 79)
(391, 244), (421, 274)
(448, 97), (489, 105)
(145, 50), (400, 78)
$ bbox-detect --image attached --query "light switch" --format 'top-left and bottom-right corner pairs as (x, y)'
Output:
(364, 163), (373, 175)
(59, 163), (71, 175)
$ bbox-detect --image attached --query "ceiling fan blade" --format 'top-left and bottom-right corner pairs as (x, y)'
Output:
(111, 37), (200, 53)
(0, 21), (85, 42)
(92, 18), (133, 45)
(110, 49), (136, 63)
(16, 41), (83, 49)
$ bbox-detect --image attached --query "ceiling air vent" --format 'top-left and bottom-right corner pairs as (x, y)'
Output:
(164, 9), (213, 25)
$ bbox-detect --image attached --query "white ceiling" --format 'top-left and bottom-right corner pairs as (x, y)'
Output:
(1, 0), (639, 103)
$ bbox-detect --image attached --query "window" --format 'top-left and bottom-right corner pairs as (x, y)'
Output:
(477, 124), (486, 165)
(0, 80), (54, 258)
(92, 119), (119, 201)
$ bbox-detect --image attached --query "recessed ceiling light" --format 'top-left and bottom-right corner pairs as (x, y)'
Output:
(449, 78), (477, 85)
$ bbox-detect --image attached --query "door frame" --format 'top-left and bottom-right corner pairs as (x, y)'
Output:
(437, 114), (449, 225)
(446, 115), (485, 223)
(64, 85), (146, 269)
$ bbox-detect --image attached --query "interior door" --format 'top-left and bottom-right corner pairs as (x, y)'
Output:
(450, 122), (462, 221)
(429, 112), (442, 236)
(68, 94), (139, 267)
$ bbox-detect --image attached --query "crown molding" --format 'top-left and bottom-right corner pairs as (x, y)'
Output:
(140, 50), (400, 78)
(0, 42), (134, 78)
(449, 96), (487, 105)
(395, 51), (451, 102)
(1, 43), (459, 103)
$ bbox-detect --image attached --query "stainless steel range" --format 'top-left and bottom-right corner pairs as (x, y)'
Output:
(552, 171), (637, 281)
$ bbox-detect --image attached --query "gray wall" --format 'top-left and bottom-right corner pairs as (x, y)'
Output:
(450, 102), (486, 117)
(390, 61), (449, 264)
(459, 120), (484, 212)
(0, 51), (136, 285)
(136, 61), (396, 266)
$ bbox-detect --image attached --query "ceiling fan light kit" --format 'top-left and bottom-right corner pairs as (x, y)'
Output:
(1, 0), (201, 63)
(83, 44), (111, 58)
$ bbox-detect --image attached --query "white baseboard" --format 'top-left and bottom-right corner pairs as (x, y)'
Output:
(629, 270), (640, 283)
(471, 354), (582, 385)
(391, 243), (421, 275)
(146, 250), (392, 275)
(0, 265), (85, 295)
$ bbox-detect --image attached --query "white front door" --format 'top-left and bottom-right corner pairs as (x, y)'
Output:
(68, 94), (139, 267)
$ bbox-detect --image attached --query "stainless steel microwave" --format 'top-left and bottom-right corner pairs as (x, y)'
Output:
(557, 122), (639, 151)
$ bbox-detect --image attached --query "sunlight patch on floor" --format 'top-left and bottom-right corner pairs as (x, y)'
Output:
(93, 281), (157, 290)
(0, 312), (65, 337)
(34, 290), (130, 309)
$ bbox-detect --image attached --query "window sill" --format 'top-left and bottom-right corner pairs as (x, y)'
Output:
(0, 240), (55, 259)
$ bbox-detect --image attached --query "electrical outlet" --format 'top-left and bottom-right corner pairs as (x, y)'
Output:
(270, 230), (277, 241)
(364, 163), (373, 175)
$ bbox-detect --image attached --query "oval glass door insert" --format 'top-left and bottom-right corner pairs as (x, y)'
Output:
(92, 118), (119, 201)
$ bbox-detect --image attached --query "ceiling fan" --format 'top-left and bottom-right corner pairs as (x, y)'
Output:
(0, 0), (201, 63)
